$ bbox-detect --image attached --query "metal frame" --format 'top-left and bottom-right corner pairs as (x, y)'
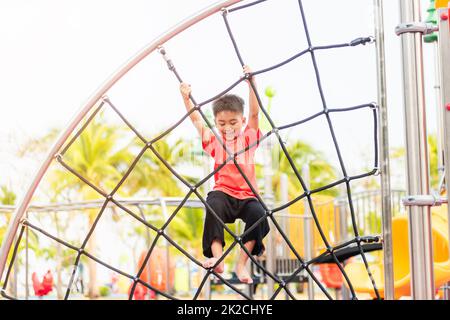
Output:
(0, 0), (395, 301)
(1, 198), (205, 213)
(263, 136), (276, 298)
(0, 0), (243, 286)
(395, 21), (438, 35)
(398, 0), (435, 300)
(373, 0), (395, 300)
(11, 197), (206, 299)
(302, 164), (315, 300)
(431, 31), (446, 196)
(437, 3), (450, 300)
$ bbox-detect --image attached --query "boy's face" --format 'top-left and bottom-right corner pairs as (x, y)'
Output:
(214, 110), (246, 141)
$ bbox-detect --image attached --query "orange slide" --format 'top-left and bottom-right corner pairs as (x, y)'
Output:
(129, 247), (175, 300)
(344, 204), (450, 299)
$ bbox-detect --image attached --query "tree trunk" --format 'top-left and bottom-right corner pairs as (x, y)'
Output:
(83, 185), (100, 299)
(56, 243), (63, 299)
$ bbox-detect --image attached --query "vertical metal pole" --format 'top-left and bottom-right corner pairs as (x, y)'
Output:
(337, 185), (350, 300)
(264, 138), (275, 298)
(356, 196), (361, 229)
(398, 0), (435, 300)
(433, 40), (445, 185)
(10, 233), (18, 298)
(280, 173), (289, 299)
(187, 255), (192, 293)
(444, 285), (450, 300)
(436, 5), (450, 301)
(280, 174), (289, 259)
(362, 195), (366, 231)
(160, 198), (171, 295)
(302, 164), (315, 300)
(136, 204), (152, 297)
(374, 0), (395, 300)
(25, 212), (29, 300)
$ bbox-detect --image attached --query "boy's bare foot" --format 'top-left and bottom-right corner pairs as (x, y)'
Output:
(235, 263), (253, 284)
(202, 258), (224, 274)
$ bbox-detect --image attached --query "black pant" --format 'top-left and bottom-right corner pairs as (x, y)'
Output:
(203, 190), (270, 258)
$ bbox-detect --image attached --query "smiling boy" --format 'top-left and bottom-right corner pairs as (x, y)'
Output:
(179, 66), (270, 283)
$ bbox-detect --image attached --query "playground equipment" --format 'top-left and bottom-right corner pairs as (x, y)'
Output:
(0, 188), (407, 300)
(31, 270), (53, 297)
(133, 248), (175, 295)
(128, 248), (175, 300)
(344, 204), (450, 299)
(1, 0), (450, 300)
(0, 198), (202, 300)
(319, 264), (343, 292)
(0, 0), (382, 301)
(394, 0), (450, 299)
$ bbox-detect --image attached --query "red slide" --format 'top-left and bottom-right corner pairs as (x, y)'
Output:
(319, 263), (343, 289)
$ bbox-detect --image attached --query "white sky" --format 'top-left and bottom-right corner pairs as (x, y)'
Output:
(0, 0), (438, 195)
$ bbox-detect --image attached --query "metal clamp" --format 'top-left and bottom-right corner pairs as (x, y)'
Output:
(157, 46), (175, 71)
(395, 22), (439, 36)
(402, 194), (448, 207)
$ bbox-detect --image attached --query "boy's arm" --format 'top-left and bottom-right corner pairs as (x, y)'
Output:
(244, 65), (259, 130)
(180, 82), (212, 142)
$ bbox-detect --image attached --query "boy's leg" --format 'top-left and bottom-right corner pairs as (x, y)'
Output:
(236, 199), (270, 283)
(202, 239), (224, 273)
(202, 191), (234, 274)
(236, 240), (256, 284)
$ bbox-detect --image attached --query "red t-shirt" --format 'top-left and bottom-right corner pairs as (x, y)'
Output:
(202, 126), (262, 199)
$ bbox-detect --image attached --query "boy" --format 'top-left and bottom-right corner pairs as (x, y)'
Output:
(180, 66), (270, 284)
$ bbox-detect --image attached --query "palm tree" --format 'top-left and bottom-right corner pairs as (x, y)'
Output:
(55, 116), (200, 296)
(257, 86), (338, 200)
(0, 185), (17, 295)
(20, 109), (198, 298)
(0, 185), (16, 254)
(271, 139), (338, 199)
(121, 136), (195, 197)
(120, 136), (207, 268)
(428, 134), (440, 190)
(0, 185), (16, 206)
(51, 118), (129, 297)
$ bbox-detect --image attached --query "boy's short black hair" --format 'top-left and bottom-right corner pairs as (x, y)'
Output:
(212, 94), (244, 117)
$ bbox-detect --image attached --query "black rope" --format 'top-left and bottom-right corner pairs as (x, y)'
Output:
(128, 233), (160, 300)
(297, 0), (379, 298)
(63, 199), (112, 298)
(1, 0), (381, 300)
(60, 101), (105, 156)
(1, 225), (25, 293)
(228, 0), (269, 13)
(103, 97), (148, 144)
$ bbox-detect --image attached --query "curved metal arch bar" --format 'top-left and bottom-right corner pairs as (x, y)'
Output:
(0, 0), (243, 282)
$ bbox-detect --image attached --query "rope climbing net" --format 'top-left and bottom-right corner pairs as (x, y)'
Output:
(1, 0), (382, 300)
